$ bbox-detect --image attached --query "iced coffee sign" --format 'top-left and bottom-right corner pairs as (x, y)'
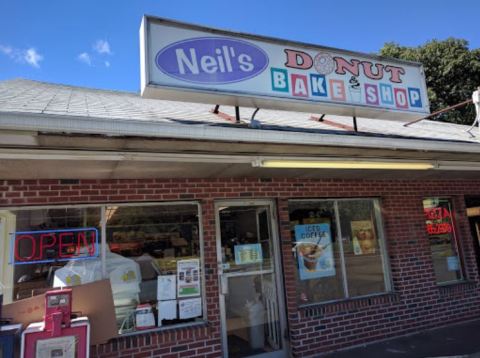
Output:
(141, 16), (429, 120)
(294, 224), (335, 280)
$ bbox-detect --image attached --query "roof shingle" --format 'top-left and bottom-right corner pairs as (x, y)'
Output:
(0, 78), (478, 144)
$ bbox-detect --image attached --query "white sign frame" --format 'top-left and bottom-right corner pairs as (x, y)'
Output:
(140, 15), (430, 121)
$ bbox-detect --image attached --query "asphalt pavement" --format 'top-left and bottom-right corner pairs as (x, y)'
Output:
(323, 319), (480, 358)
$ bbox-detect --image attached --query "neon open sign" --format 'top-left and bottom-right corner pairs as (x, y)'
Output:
(424, 207), (453, 236)
(12, 228), (99, 265)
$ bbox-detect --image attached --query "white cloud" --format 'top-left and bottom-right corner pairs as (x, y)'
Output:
(93, 39), (111, 55)
(76, 39), (112, 68)
(24, 48), (43, 68)
(0, 44), (43, 68)
(77, 52), (92, 66)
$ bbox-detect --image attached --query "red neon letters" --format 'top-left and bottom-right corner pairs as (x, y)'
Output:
(14, 229), (97, 264)
(424, 207), (453, 236)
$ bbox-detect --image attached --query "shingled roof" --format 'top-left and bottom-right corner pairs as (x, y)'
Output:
(0, 78), (478, 144)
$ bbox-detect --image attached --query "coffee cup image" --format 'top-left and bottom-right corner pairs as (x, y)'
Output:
(298, 242), (325, 271)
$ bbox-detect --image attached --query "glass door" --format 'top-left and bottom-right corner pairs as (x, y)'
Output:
(215, 200), (287, 358)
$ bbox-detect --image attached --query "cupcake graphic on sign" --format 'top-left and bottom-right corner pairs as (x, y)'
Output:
(349, 76), (362, 103)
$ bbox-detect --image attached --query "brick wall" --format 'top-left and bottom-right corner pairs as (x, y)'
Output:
(2, 177), (480, 357)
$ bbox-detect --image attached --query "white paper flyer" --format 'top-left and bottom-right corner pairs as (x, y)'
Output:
(157, 275), (176, 301)
(179, 297), (202, 319)
(177, 259), (200, 297)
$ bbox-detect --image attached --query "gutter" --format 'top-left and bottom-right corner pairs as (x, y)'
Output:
(1, 111), (479, 155)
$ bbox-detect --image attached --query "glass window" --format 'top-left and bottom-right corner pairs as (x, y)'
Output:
(2, 208), (101, 303)
(219, 205), (273, 273)
(423, 198), (463, 284)
(288, 199), (390, 305)
(337, 200), (386, 297)
(105, 204), (202, 333)
(288, 201), (345, 303)
(0, 202), (203, 335)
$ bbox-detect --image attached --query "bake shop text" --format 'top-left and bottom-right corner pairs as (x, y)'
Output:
(144, 18), (429, 118)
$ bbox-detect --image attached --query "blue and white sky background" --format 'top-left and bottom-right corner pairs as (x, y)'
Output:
(1, 0), (478, 93)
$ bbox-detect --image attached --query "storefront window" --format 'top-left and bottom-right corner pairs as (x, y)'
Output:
(288, 199), (390, 305)
(423, 198), (463, 284)
(105, 204), (203, 333)
(1, 207), (101, 303)
(0, 202), (204, 335)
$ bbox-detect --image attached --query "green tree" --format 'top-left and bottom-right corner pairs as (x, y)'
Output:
(380, 38), (480, 124)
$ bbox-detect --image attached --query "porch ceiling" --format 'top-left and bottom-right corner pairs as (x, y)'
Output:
(1, 158), (480, 180)
(1, 132), (480, 180)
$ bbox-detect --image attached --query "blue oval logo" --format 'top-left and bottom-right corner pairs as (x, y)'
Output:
(155, 37), (269, 85)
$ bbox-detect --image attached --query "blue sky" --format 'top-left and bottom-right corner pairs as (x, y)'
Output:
(1, 0), (478, 93)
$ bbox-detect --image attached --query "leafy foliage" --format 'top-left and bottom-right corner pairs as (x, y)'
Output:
(380, 39), (480, 124)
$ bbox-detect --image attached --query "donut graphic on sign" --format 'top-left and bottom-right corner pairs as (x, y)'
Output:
(313, 52), (335, 75)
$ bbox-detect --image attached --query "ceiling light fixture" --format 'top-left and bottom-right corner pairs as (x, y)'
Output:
(256, 159), (435, 170)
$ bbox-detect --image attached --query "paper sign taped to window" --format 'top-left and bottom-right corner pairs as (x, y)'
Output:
(447, 256), (460, 271)
(158, 300), (177, 322)
(179, 297), (202, 319)
(157, 275), (176, 301)
(177, 259), (200, 297)
(294, 224), (335, 280)
(234, 243), (263, 265)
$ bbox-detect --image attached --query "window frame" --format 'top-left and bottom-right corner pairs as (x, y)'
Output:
(422, 196), (465, 285)
(0, 201), (207, 334)
(288, 197), (392, 307)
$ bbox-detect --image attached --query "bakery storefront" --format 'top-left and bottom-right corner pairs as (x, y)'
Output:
(1, 16), (480, 358)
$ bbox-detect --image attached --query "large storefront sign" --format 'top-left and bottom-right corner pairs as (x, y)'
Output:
(12, 228), (99, 265)
(141, 16), (430, 120)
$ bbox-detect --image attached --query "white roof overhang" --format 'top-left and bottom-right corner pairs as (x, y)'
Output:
(1, 111), (480, 180)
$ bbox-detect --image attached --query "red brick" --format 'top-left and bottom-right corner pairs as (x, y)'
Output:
(1, 177), (480, 357)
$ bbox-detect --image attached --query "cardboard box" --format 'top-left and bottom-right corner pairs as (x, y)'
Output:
(1, 279), (118, 346)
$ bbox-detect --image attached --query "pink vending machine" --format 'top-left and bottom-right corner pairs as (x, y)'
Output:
(21, 289), (90, 358)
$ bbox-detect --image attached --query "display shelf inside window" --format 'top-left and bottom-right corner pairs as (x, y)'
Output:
(105, 205), (203, 333)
